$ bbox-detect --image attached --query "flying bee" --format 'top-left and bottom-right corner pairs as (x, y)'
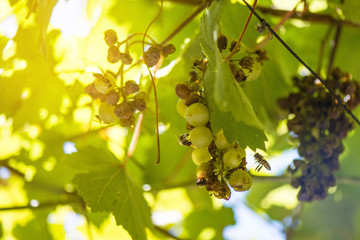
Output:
(254, 153), (271, 172)
(178, 134), (192, 147)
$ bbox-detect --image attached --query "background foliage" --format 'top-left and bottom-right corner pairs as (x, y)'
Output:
(0, 0), (360, 239)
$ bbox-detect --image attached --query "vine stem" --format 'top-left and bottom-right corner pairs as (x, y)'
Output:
(160, 0), (208, 45)
(226, 0), (258, 61)
(317, 24), (334, 74)
(241, 0), (360, 127)
(155, 0), (360, 28)
(256, 6), (360, 28)
(326, 23), (342, 78)
(0, 199), (80, 212)
(142, 0), (164, 165)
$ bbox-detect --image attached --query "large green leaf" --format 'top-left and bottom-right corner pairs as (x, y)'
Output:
(73, 166), (152, 240)
(200, 0), (265, 149)
(13, 214), (53, 240)
(63, 146), (120, 171)
(112, 169), (153, 239)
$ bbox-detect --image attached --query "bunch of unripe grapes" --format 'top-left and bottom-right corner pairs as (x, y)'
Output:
(85, 29), (176, 127)
(85, 71), (146, 127)
(278, 68), (360, 202)
(175, 60), (253, 200)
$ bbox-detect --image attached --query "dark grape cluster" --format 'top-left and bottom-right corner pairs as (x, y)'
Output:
(175, 56), (253, 201)
(85, 29), (176, 127)
(278, 68), (360, 202)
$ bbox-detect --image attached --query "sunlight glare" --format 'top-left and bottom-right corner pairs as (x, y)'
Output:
(50, 0), (91, 38)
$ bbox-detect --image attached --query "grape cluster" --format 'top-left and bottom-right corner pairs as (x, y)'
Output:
(175, 57), (253, 200)
(85, 72), (146, 126)
(85, 29), (176, 127)
(278, 68), (360, 202)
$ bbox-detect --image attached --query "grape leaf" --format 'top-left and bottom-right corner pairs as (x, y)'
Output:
(200, 0), (264, 131)
(204, 67), (267, 150)
(13, 214), (53, 240)
(112, 169), (153, 240)
(63, 146), (120, 171)
(73, 166), (152, 240)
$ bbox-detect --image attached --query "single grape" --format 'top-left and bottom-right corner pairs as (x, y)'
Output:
(94, 73), (115, 94)
(223, 147), (245, 168)
(177, 99), (188, 117)
(246, 59), (261, 81)
(214, 129), (231, 149)
(229, 170), (252, 191)
(189, 126), (213, 148)
(196, 162), (212, 180)
(192, 148), (212, 165)
(185, 103), (209, 127)
(98, 102), (117, 124)
(104, 29), (118, 46)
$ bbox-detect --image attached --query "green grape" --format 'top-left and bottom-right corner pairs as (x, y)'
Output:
(94, 73), (115, 94)
(185, 103), (209, 127)
(98, 102), (117, 124)
(246, 59), (261, 81)
(104, 29), (118, 46)
(189, 126), (213, 148)
(223, 147), (246, 168)
(177, 99), (188, 118)
(196, 162), (212, 180)
(214, 129), (231, 149)
(229, 170), (252, 191)
(192, 148), (212, 165)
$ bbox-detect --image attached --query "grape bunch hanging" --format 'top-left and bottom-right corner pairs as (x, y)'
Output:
(278, 68), (360, 202)
(175, 65), (252, 200)
(174, 35), (269, 200)
(85, 29), (175, 127)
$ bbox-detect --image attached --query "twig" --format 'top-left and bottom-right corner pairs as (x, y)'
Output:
(153, 0), (360, 28)
(241, 0), (360, 127)
(151, 0), (202, 4)
(160, 0), (208, 45)
(255, 1), (300, 50)
(251, 175), (291, 183)
(123, 112), (145, 166)
(256, 6), (360, 28)
(326, 23), (342, 77)
(154, 225), (186, 240)
(0, 199), (80, 212)
(285, 202), (304, 240)
(226, 0), (258, 61)
(128, 156), (146, 171)
(0, 159), (25, 178)
(317, 24), (334, 74)
(337, 177), (360, 185)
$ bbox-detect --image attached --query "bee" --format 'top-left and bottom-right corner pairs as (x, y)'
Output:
(254, 153), (271, 172)
(256, 21), (268, 34)
(178, 134), (192, 147)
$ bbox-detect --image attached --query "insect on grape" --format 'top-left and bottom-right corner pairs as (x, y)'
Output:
(178, 134), (192, 147)
(254, 153), (271, 172)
